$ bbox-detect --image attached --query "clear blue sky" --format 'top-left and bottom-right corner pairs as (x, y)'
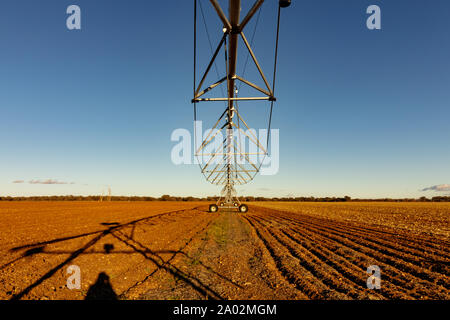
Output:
(0, 0), (449, 198)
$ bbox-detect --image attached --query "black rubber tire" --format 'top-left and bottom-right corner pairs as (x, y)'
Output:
(209, 204), (218, 213)
(239, 204), (248, 213)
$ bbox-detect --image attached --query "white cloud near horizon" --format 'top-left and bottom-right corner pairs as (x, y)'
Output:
(18, 179), (76, 185)
(421, 184), (450, 192)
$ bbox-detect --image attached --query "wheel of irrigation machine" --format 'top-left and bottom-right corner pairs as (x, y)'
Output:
(239, 204), (248, 213)
(209, 204), (218, 213)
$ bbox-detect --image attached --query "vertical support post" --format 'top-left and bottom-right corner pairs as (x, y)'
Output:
(225, 0), (241, 205)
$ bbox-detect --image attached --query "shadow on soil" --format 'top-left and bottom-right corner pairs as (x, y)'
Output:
(5, 207), (230, 300)
(85, 272), (117, 300)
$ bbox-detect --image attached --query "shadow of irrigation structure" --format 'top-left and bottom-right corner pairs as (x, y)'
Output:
(5, 207), (239, 300)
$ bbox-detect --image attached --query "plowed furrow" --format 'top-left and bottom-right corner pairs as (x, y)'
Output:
(244, 216), (348, 299)
(256, 213), (450, 290)
(278, 227), (412, 299)
(262, 210), (450, 260)
(263, 212), (450, 277)
(280, 221), (449, 298)
(322, 214), (450, 248)
(251, 214), (419, 299)
(338, 223), (450, 254)
(281, 224), (446, 299)
(259, 221), (382, 299)
(253, 206), (450, 255)
(250, 212), (449, 299)
(295, 214), (450, 260)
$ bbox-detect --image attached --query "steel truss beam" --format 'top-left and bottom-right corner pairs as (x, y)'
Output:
(193, 0), (281, 207)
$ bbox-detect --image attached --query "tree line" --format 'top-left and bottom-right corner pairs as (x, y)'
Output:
(0, 195), (449, 202)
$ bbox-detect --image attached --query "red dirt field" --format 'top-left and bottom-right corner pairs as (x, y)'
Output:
(0, 201), (448, 300)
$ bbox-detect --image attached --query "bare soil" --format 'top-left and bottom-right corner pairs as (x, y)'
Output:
(0, 201), (448, 300)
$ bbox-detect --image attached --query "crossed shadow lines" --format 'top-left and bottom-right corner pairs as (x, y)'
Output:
(4, 206), (237, 300)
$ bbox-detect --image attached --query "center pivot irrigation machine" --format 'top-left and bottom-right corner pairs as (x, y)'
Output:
(192, 0), (291, 213)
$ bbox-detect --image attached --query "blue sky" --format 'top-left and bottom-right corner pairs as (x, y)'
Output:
(0, 0), (449, 198)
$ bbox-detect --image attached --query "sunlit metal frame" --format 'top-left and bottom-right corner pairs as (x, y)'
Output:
(193, 0), (278, 209)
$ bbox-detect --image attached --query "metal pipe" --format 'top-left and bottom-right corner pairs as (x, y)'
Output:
(235, 75), (271, 96)
(239, 0), (264, 32)
(209, 0), (232, 31)
(226, 0), (241, 193)
(194, 97), (271, 102)
(195, 76), (227, 99)
(227, 0), (240, 125)
(240, 31), (273, 95)
(194, 34), (227, 97)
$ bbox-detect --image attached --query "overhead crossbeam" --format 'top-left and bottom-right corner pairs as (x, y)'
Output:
(193, 1), (274, 104)
(209, 0), (266, 33)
